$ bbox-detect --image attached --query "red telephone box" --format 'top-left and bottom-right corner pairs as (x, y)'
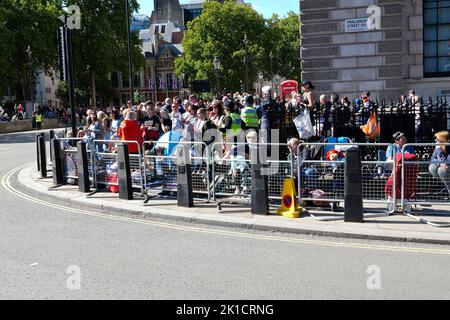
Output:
(280, 80), (299, 99)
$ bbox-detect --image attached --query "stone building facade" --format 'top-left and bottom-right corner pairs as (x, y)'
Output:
(300, 0), (450, 100)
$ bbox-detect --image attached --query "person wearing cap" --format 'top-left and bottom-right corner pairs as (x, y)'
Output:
(386, 131), (415, 161)
(240, 95), (259, 131)
(220, 101), (243, 140)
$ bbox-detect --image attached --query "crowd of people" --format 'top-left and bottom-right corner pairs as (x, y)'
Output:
(60, 81), (449, 197)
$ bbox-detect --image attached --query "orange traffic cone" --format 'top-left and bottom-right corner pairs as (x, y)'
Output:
(277, 178), (302, 218)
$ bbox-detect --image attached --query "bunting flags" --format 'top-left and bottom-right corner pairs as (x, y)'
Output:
(159, 77), (166, 90)
(148, 78), (154, 90)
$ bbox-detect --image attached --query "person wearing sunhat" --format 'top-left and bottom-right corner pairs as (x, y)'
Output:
(386, 131), (416, 161)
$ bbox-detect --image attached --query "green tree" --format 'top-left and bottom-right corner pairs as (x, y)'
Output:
(1, 0), (62, 99)
(65, 0), (145, 107)
(175, 0), (267, 93)
(55, 81), (87, 108)
(264, 12), (301, 83)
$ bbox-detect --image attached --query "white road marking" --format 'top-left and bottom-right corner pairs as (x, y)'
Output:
(2, 166), (450, 256)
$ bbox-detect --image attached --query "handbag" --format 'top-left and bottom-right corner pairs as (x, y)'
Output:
(294, 109), (314, 140)
(360, 112), (380, 140)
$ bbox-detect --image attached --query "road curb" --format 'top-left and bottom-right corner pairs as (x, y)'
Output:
(15, 165), (450, 246)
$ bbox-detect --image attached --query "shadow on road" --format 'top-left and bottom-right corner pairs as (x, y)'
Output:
(0, 130), (64, 145)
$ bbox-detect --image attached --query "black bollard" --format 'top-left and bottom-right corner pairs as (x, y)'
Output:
(49, 130), (55, 163)
(177, 144), (194, 208)
(51, 138), (64, 186)
(251, 151), (269, 215)
(36, 133), (43, 171)
(117, 143), (133, 200)
(344, 147), (363, 223)
(77, 141), (91, 193)
(38, 135), (47, 178)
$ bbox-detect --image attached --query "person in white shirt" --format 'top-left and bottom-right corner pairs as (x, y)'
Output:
(169, 103), (183, 131)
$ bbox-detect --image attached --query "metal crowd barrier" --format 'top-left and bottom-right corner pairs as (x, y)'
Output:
(91, 139), (143, 195)
(142, 141), (211, 202)
(59, 138), (84, 185)
(297, 143), (397, 217)
(400, 143), (450, 227)
(211, 142), (293, 203)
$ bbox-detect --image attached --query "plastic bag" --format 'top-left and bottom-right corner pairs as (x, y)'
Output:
(293, 109), (314, 140)
(360, 112), (380, 140)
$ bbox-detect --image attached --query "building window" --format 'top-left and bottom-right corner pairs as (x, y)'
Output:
(161, 25), (166, 34)
(424, 0), (450, 77)
(155, 25), (159, 33)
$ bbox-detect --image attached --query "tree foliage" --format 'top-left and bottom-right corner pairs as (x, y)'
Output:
(0, 0), (145, 106)
(65, 0), (145, 106)
(175, 0), (301, 93)
(0, 0), (62, 98)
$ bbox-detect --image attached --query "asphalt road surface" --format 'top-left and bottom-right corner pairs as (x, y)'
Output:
(1, 130), (450, 300)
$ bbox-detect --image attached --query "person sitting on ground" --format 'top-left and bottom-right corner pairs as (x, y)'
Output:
(429, 131), (450, 195)
(386, 132), (415, 161)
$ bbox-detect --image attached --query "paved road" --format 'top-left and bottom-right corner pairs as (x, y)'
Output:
(1, 130), (450, 300)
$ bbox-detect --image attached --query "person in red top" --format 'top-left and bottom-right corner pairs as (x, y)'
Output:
(117, 110), (143, 154)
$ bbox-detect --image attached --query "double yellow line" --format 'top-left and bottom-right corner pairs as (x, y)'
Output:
(3, 166), (450, 256)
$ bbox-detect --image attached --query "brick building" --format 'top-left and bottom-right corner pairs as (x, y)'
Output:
(300, 0), (450, 100)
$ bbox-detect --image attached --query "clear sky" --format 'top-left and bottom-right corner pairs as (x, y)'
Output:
(138, 0), (299, 18)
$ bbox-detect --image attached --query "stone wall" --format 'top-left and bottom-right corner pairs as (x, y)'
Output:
(300, 0), (407, 99)
(0, 119), (60, 134)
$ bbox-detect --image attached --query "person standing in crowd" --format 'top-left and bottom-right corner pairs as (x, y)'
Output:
(220, 101), (243, 144)
(194, 107), (207, 138)
(257, 86), (275, 144)
(117, 111), (143, 154)
(319, 94), (332, 137)
(170, 103), (183, 132)
(160, 109), (172, 133)
(429, 131), (450, 195)
(141, 106), (161, 150)
(209, 100), (225, 128)
(35, 110), (43, 131)
(182, 103), (197, 139)
(332, 96), (352, 137)
(110, 107), (123, 139)
(241, 95), (259, 131)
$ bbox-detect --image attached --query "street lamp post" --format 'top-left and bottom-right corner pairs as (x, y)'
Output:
(213, 57), (220, 98)
(269, 51), (274, 90)
(59, 14), (77, 137)
(258, 73), (264, 95)
(243, 34), (249, 93)
(26, 46), (34, 113)
(125, 0), (134, 104)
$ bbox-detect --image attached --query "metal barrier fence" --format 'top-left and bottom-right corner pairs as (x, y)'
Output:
(91, 139), (143, 195)
(297, 143), (396, 214)
(142, 141), (211, 201)
(211, 142), (293, 202)
(399, 143), (450, 227)
(268, 97), (450, 147)
(59, 138), (84, 185)
(401, 143), (450, 207)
